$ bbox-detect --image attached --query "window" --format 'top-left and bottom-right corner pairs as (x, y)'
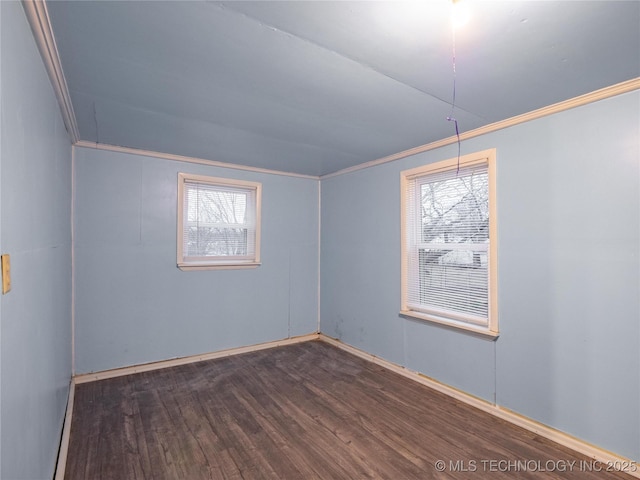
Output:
(401, 149), (498, 337)
(177, 173), (261, 270)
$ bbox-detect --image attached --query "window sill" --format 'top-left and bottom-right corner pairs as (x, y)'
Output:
(400, 310), (499, 339)
(178, 262), (261, 271)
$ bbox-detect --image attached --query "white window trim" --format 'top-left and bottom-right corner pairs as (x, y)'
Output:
(400, 148), (499, 338)
(177, 173), (262, 271)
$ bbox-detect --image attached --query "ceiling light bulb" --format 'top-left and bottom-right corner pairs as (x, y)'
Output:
(451, 0), (471, 29)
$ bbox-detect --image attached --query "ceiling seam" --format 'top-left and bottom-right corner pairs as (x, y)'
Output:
(217, 2), (485, 121)
(75, 55), (389, 156)
(321, 78), (640, 179)
(75, 79), (640, 181)
(71, 87), (368, 167)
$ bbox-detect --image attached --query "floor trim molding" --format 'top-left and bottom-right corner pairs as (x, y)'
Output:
(54, 379), (75, 480)
(58, 333), (638, 478)
(73, 333), (320, 384)
(58, 334), (318, 475)
(319, 334), (639, 478)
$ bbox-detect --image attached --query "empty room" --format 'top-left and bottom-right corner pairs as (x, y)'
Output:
(1, 0), (639, 479)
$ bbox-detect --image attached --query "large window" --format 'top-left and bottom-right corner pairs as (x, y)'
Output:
(177, 173), (261, 270)
(401, 149), (498, 336)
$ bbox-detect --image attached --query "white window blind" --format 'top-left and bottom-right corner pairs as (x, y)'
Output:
(178, 174), (261, 269)
(402, 151), (497, 334)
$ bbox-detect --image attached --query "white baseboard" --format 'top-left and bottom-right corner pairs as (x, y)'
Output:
(54, 379), (75, 480)
(74, 333), (320, 384)
(319, 334), (639, 479)
(56, 334), (320, 476)
(58, 333), (638, 479)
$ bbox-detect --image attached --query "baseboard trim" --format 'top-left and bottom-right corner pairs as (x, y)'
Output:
(61, 333), (638, 478)
(318, 334), (639, 478)
(54, 379), (75, 480)
(73, 333), (320, 384)
(58, 334), (318, 476)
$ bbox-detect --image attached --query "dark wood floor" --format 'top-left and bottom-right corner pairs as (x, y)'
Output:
(64, 340), (634, 479)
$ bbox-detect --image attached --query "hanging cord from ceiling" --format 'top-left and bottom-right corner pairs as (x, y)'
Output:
(446, 5), (462, 175)
(93, 102), (100, 145)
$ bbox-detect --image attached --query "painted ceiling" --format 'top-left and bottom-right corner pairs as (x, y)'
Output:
(45, 1), (640, 176)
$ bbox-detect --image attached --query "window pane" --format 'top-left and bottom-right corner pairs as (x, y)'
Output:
(403, 155), (495, 331)
(187, 188), (247, 225)
(186, 226), (248, 257)
(185, 184), (252, 258)
(417, 247), (488, 319)
(413, 169), (489, 320)
(179, 175), (260, 266)
(420, 172), (489, 245)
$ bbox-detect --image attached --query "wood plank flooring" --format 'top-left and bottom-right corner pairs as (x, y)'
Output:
(64, 340), (635, 479)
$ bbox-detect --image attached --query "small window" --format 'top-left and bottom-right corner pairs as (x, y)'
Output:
(401, 149), (498, 337)
(177, 173), (261, 270)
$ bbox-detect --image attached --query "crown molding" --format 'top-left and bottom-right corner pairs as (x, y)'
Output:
(19, 0), (638, 181)
(74, 141), (320, 180)
(22, 0), (79, 143)
(322, 77), (640, 179)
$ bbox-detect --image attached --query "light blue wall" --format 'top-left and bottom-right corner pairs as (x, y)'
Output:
(321, 91), (640, 461)
(5, 0), (635, 471)
(0, 3), (4, 475)
(73, 147), (319, 373)
(0, 2), (73, 479)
